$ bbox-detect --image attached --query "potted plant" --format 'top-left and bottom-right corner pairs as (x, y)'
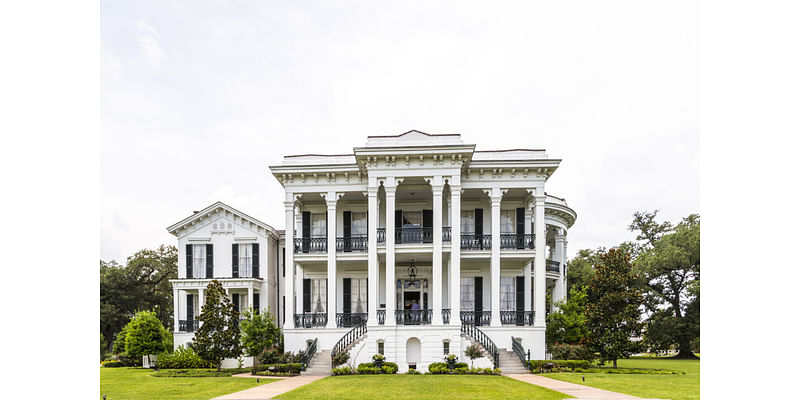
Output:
(444, 354), (459, 372)
(372, 353), (386, 368)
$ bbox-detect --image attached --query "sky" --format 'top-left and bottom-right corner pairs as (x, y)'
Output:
(100, 1), (698, 263)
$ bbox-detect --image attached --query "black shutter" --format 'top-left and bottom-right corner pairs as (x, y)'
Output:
(343, 211), (352, 252)
(474, 276), (483, 313)
(474, 208), (484, 249)
(186, 244), (193, 278)
(232, 244), (239, 278)
(232, 293), (239, 313)
(282, 248), (285, 277)
(423, 209), (433, 243)
(253, 293), (260, 315)
(252, 243), (259, 278)
(187, 294), (194, 320)
(302, 212), (311, 252)
(206, 244), (213, 278)
(516, 208), (525, 249)
(303, 279), (311, 313)
(395, 210), (403, 243)
(343, 278), (351, 314)
(516, 276), (525, 326)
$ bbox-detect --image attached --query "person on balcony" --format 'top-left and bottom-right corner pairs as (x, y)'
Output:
(411, 299), (421, 324)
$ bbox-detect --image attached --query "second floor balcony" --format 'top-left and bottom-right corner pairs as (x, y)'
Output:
(547, 259), (561, 273)
(294, 237), (327, 253)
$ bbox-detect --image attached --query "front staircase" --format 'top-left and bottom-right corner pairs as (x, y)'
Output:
(302, 349), (332, 375)
(495, 349), (530, 374)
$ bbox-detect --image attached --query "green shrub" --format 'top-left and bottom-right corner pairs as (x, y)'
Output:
(151, 369), (233, 377)
(427, 362), (469, 373)
(332, 366), (354, 375)
(156, 346), (213, 369)
(332, 352), (349, 367)
(101, 360), (124, 368)
(355, 361), (398, 374)
(252, 363), (303, 375)
(406, 369), (422, 375)
(549, 343), (594, 361)
(125, 311), (171, 359)
(381, 364), (397, 374)
(529, 359), (591, 372)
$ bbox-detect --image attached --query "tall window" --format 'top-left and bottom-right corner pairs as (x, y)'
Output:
(460, 277), (475, 310)
(311, 213), (326, 237)
(239, 244), (252, 277)
(351, 278), (367, 313)
(192, 245), (206, 278)
(500, 210), (515, 233)
(461, 211), (475, 234)
(500, 277), (516, 311)
(311, 278), (327, 313)
(351, 212), (367, 236)
(402, 211), (422, 227)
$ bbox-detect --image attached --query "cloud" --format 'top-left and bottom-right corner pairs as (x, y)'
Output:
(136, 20), (164, 69)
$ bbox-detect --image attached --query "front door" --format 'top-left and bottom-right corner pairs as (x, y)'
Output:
(403, 291), (420, 325)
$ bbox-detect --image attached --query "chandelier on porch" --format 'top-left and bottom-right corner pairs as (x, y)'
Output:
(407, 258), (417, 281)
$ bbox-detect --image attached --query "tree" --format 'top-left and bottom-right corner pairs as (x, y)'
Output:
(566, 248), (600, 293)
(192, 280), (241, 371)
(100, 332), (107, 361)
(124, 310), (171, 359)
(630, 211), (700, 359)
(546, 286), (589, 349)
(464, 343), (483, 369)
(585, 248), (644, 368)
(240, 308), (281, 365)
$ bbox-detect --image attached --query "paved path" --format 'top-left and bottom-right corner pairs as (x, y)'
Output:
(505, 374), (664, 400)
(213, 374), (327, 400)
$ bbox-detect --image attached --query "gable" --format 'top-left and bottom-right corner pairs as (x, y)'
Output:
(167, 201), (278, 239)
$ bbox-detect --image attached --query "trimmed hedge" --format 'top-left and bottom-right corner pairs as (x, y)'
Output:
(156, 346), (214, 369)
(355, 362), (398, 374)
(332, 366), (354, 375)
(101, 360), (124, 368)
(151, 369), (232, 377)
(529, 360), (591, 372)
(427, 362), (469, 373)
(252, 363), (303, 375)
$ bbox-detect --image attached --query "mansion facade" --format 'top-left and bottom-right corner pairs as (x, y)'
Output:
(169, 130), (576, 372)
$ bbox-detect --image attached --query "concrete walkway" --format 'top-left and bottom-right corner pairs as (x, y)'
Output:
(505, 374), (664, 400)
(213, 374), (326, 400)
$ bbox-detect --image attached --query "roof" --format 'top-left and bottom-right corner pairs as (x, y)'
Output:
(166, 201), (279, 238)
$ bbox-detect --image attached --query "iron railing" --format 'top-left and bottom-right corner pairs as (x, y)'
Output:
(511, 337), (532, 370)
(294, 237), (327, 253)
(178, 320), (200, 332)
(547, 260), (561, 273)
(499, 234), (534, 249)
(442, 227), (451, 242)
(461, 323), (499, 369)
(336, 236), (368, 252)
(394, 227), (434, 244)
(461, 234), (491, 250)
(442, 308), (451, 324)
(460, 311), (492, 326)
(336, 312), (367, 328)
(500, 310), (535, 326)
(293, 313), (328, 328)
(395, 309), (432, 325)
(377, 228), (386, 243)
(377, 310), (386, 325)
(300, 338), (318, 370)
(331, 320), (367, 366)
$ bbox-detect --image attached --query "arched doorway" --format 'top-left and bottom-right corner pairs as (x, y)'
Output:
(406, 337), (421, 370)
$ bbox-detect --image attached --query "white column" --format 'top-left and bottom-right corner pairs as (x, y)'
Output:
(489, 187), (502, 327)
(449, 178), (461, 323)
(247, 286), (254, 313)
(562, 236), (569, 298)
(432, 176), (444, 324)
(384, 179), (397, 326)
(326, 191), (338, 328)
(524, 199), (532, 314)
(533, 190), (547, 327)
(296, 263), (304, 314)
(283, 199), (295, 330)
(367, 179), (379, 326)
(173, 288), (179, 332)
(553, 231), (566, 305)
(198, 288), (205, 313)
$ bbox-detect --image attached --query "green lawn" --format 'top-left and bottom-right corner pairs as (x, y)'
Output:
(546, 358), (699, 400)
(279, 375), (571, 400)
(100, 367), (277, 400)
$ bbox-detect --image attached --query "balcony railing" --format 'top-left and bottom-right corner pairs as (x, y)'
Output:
(377, 228), (386, 243)
(178, 319), (200, 332)
(377, 309), (386, 325)
(336, 236), (368, 252)
(394, 227), (433, 244)
(461, 234), (491, 250)
(336, 312), (367, 328)
(293, 313), (328, 328)
(442, 227), (451, 243)
(460, 311), (492, 326)
(395, 309), (432, 325)
(499, 234), (534, 249)
(547, 260), (561, 273)
(442, 308), (451, 324)
(500, 310), (535, 326)
(294, 237), (327, 253)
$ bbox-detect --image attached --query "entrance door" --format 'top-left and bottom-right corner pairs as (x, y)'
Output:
(403, 291), (420, 325)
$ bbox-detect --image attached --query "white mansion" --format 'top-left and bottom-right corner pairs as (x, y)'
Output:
(169, 131), (576, 372)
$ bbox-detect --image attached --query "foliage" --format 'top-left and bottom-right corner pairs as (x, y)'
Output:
(356, 362), (398, 374)
(566, 248), (600, 293)
(546, 286), (589, 349)
(332, 352), (349, 367)
(101, 360), (124, 368)
(156, 346), (213, 369)
(100, 367), (274, 400)
(464, 343), (484, 368)
(585, 248), (644, 368)
(630, 211), (700, 359)
(258, 347), (305, 364)
(252, 363), (303, 375)
(371, 353), (386, 367)
(529, 360), (591, 371)
(192, 280), (242, 371)
(332, 366), (354, 375)
(112, 323), (130, 355)
(124, 310), (171, 359)
(100, 246), (178, 348)
(427, 363), (496, 374)
(100, 332), (107, 361)
(405, 368), (422, 374)
(549, 343), (593, 361)
(427, 361), (468, 373)
(240, 309), (282, 361)
(151, 369), (240, 377)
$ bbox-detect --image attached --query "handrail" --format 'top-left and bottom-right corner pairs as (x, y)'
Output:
(461, 322), (499, 369)
(300, 338), (318, 370)
(294, 237), (328, 253)
(499, 233), (534, 249)
(331, 320), (367, 367)
(511, 337), (531, 370)
(336, 312), (367, 328)
(546, 260), (561, 273)
(336, 236), (368, 252)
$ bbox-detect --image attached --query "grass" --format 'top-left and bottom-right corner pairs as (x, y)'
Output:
(100, 367), (277, 400)
(279, 374), (572, 400)
(546, 358), (699, 400)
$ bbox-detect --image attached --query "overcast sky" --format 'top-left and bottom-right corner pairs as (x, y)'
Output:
(101, 1), (697, 263)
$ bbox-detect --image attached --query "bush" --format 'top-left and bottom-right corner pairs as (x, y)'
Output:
(151, 369), (233, 377)
(156, 346), (214, 369)
(252, 363), (303, 375)
(406, 369), (422, 375)
(529, 360), (591, 372)
(258, 347), (305, 365)
(125, 311), (171, 359)
(356, 362), (398, 374)
(332, 352), (349, 367)
(550, 343), (594, 361)
(101, 360), (124, 368)
(427, 361), (468, 373)
(332, 366), (354, 375)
